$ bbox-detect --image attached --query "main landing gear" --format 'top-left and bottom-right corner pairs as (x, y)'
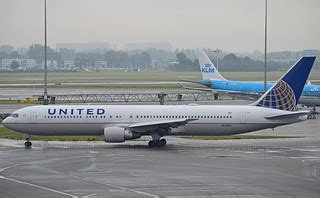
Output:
(148, 132), (167, 148)
(148, 139), (167, 148)
(24, 134), (32, 149)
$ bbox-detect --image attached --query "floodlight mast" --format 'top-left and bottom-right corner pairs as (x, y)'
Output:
(264, 0), (268, 92)
(43, 0), (48, 105)
(213, 49), (222, 70)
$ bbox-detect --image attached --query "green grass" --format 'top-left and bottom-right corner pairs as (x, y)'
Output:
(0, 71), (319, 85)
(184, 135), (299, 140)
(0, 100), (24, 104)
(0, 125), (103, 141)
(0, 83), (181, 89)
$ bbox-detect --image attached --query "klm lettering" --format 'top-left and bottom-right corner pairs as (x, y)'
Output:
(48, 108), (105, 115)
(201, 67), (214, 73)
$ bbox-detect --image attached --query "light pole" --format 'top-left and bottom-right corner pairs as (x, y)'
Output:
(43, 0), (48, 105)
(264, 0), (268, 92)
(213, 48), (222, 69)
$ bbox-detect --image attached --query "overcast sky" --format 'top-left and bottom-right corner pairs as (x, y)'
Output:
(0, 0), (319, 52)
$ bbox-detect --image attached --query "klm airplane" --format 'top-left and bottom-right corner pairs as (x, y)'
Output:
(183, 51), (319, 106)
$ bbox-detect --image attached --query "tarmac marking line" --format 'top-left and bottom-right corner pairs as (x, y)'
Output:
(83, 193), (97, 198)
(0, 155), (92, 198)
(70, 174), (160, 198)
(0, 175), (78, 198)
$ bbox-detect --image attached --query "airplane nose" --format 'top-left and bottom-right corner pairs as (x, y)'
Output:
(2, 117), (10, 127)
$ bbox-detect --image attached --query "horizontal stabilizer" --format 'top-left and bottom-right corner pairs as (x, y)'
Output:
(264, 111), (310, 120)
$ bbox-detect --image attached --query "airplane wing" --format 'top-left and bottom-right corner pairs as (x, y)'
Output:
(264, 111), (310, 120)
(177, 82), (214, 92)
(128, 118), (197, 134)
(178, 82), (261, 100)
(178, 79), (211, 86)
(215, 90), (261, 100)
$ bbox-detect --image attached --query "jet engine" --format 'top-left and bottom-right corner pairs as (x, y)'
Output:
(104, 127), (140, 143)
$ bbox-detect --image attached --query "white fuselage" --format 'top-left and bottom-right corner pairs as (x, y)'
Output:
(3, 105), (307, 136)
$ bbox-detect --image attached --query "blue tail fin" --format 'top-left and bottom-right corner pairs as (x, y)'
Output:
(253, 57), (316, 111)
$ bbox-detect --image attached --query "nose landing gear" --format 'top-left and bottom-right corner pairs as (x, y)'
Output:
(24, 134), (32, 149)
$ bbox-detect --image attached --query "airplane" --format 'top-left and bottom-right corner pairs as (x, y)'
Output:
(180, 51), (320, 106)
(2, 56), (316, 149)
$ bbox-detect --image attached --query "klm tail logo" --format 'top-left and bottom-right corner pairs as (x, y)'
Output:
(257, 80), (296, 111)
(201, 64), (215, 73)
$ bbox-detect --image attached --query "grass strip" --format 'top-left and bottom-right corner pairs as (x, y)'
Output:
(0, 126), (103, 141)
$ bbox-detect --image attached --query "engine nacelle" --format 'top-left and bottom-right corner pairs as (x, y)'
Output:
(104, 127), (140, 143)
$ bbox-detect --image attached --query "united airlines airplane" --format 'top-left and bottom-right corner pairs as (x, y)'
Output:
(182, 51), (320, 106)
(2, 56), (316, 148)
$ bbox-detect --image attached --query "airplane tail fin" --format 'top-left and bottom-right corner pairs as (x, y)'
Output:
(198, 51), (226, 80)
(253, 56), (316, 111)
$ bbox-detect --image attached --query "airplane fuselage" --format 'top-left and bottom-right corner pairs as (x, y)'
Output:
(203, 79), (320, 106)
(3, 105), (307, 136)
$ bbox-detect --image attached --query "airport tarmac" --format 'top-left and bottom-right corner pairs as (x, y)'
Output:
(0, 115), (320, 197)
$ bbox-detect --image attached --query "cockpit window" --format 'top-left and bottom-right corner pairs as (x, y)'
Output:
(12, 113), (19, 118)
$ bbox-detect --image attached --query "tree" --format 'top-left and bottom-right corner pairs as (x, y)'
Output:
(10, 60), (20, 70)
(58, 48), (75, 62)
(27, 44), (57, 61)
(10, 50), (23, 59)
(0, 45), (14, 53)
(173, 52), (197, 71)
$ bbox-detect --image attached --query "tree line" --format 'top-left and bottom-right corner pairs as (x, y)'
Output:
(0, 44), (318, 71)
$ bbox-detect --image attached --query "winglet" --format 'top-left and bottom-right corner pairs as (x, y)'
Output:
(253, 56), (316, 111)
(198, 51), (226, 80)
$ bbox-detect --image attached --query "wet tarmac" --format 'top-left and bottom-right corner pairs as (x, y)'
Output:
(0, 98), (319, 197)
(0, 136), (320, 197)
(0, 112), (319, 197)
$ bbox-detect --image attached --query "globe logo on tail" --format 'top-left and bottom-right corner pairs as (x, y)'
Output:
(257, 80), (296, 111)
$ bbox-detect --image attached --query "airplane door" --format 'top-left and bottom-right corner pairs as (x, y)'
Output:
(240, 112), (246, 124)
(30, 112), (37, 123)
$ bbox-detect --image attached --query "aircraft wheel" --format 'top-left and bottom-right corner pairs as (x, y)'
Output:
(148, 139), (167, 148)
(148, 140), (155, 148)
(24, 141), (32, 149)
(159, 139), (167, 147)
